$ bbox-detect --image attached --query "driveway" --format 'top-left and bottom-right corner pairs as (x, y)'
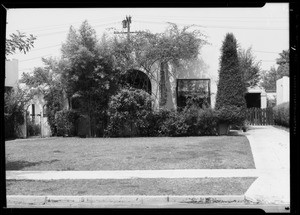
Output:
(244, 126), (290, 204)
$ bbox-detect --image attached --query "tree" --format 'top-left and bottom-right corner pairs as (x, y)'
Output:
(20, 57), (66, 135)
(260, 49), (289, 91)
(238, 47), (261, 88)
(61, 20), (120, 137)
(4, 85), (33, 138)
(215, 33), (247, 131)
(260, 67), (280, 91)
(276, 49), (289, 77)
(6, 30), (36, 58)
(111, 23), (208, 108)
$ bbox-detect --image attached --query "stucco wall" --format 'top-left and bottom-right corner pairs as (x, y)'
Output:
(276, 76), (289, 105)
(5, 59), (18, 87)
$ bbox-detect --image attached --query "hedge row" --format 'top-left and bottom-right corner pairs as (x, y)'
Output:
(54, 88), (247, 137)
(273, 102), (289, 127)
(105, 88), (219, 137)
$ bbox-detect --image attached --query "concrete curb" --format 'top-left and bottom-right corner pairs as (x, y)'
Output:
(7, 195), (245, 207)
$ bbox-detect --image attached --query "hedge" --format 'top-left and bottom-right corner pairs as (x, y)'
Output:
(55, 109), (80, 136)
(105, 88), (218, 137)
(273, 102), (289, 127)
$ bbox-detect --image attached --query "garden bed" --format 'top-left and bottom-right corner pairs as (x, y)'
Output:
(6, 136), (255, 170)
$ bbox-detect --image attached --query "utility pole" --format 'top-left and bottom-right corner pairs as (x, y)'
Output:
(114, 16), (143, 41)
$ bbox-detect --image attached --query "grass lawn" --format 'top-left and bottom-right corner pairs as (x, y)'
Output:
(6, 178), (256, 196)
(5, 136), (255, 171)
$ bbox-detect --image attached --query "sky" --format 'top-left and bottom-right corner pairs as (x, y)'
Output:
(6, 3), (289, 85)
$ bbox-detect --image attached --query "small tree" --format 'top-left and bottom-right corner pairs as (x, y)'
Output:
(215, 33), (247, 134)
(238, 47), (261, 88)
(260, 49), (289, 91)
(4, 86), (33, 138)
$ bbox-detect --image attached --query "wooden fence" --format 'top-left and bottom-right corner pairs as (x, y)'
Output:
(246, 108), (274, 125)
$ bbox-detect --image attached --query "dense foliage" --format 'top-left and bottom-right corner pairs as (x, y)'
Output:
(215, 33), (247, 125)
(55, 110), (80, 136)
(105, 88), (153, 137)
(61, 21), (121, 136)
(273, 102), (289, 127)
(106, 89), (217, 137)
(4, 86), (33, 138)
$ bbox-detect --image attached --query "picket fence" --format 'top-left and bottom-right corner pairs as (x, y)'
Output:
(246, 108), (274, 125)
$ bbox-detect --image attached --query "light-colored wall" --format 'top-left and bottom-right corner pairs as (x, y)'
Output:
(5, 59), (18, 87)
(276, 76), (289, 105)
(28, 94), (52, 137)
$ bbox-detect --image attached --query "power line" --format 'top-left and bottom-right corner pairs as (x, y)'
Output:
(134, 19), (288, 31)
(19, 54), (53, 62)
(252, 50), (279, 54)
(10, 16), (122, 32)
(35, 21), (120, 37)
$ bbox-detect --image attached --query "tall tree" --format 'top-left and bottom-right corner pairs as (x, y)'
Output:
(260, 49), (289, 91)
(238, 47), (261, 88)
(6, 31), (36, 58)
(215, 33), (246, 132)
(61, 20), (120, 136)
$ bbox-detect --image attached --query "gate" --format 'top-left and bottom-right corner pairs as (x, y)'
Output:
(246, 108), (274, 125)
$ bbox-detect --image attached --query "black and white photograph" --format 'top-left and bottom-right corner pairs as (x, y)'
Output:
(3, 3), (292, 212)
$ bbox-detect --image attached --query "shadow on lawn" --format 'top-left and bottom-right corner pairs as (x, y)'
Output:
(6, 159), (60, 170)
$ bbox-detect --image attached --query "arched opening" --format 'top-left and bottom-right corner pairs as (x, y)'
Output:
(123, 69), (152, 94)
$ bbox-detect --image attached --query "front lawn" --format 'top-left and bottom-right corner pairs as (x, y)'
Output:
(6, 136), (255, 170)
(6, 177), (256, 196)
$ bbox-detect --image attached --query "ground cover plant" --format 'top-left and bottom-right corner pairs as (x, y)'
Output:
(5, 136), (255, 171)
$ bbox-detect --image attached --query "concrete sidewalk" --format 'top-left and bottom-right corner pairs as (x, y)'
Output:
(5, 169), (278, 180)
(244, 126), (290, 205)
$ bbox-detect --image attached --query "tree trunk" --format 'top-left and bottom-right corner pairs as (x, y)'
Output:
(159, 61), (175, 110)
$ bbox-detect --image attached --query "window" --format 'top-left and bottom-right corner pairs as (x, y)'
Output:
(176, 79), (211, 110)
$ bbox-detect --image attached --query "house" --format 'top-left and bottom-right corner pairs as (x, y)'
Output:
(5, 59), (26, 138)
(245, 86), (267, 109)
(276, 76), (289, 105)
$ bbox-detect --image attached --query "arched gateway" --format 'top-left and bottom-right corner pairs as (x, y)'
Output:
(123, 69), (152, 95)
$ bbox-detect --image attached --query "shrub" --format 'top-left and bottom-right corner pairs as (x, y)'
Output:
(160, 106), (218, 137)
(215, 33), (247, 126)
(27, 120), (40, 136)
(273, 102), (289, 127)
(105, 88), (153, 137)
(55, 109), (80, 136)
(160, 111), (189, 137)
(215, 105), (246, 125)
